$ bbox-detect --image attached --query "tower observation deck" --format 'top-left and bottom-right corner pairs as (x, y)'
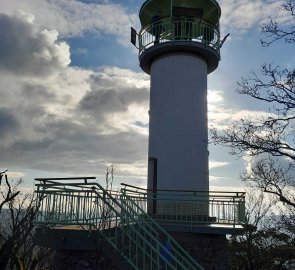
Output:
(138, 0), (221, 74)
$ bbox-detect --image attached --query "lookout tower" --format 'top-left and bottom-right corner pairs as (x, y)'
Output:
(134, 0), (221, 193)
(31, 1), (244, 269)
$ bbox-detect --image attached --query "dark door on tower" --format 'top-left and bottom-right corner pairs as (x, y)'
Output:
(148, 157), (157, 214)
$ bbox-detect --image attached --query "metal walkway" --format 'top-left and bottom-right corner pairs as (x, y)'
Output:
(35, 177), (204, 270)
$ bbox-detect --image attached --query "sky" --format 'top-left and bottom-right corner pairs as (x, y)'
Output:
(0, 0), (293, 191)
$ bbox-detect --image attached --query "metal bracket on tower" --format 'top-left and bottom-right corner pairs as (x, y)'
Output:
(130, 27), (139, 49)
(219, 33), (230, 48)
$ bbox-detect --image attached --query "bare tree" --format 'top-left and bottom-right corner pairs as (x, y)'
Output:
(229, 188), (295, 270)
(0, 170), (52, 270)
(210, 1), (295, 267)
(211, 0), (295, 209)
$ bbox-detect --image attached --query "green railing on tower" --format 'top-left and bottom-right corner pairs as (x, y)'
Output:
(34, 177), (204, 270)
(121, 183), (246, 228)
(138, 17), (220, 56)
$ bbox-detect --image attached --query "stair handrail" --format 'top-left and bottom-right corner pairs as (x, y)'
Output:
(35, 179), (204, 269)
(92, 183), (199, 270)
(36, 183), (169, 269)
(120, 186), (204, 270)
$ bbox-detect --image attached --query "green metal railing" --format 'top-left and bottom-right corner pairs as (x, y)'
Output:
(121, 184), (246, 228)
(35, 178), (204, 270)
(139, 17), (220, 55)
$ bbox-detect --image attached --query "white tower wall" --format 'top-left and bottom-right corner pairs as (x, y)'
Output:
(148, 52), (208, 191)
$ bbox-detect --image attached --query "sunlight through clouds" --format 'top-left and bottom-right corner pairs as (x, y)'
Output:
(0, 0), (293, 190)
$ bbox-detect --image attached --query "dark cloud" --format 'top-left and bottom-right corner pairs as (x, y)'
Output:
(21, 83), (56, 102)
(0, 65), (149, 176)
(0, 107), (19, 139)
(0, 117), (148, 175)
(0, 13), (70, 77)
(79, 73), (149, 118)
(134, 121), (149, 128)
(0, 8), (147, 182)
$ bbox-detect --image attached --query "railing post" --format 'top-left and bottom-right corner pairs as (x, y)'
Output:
(233, 196), (236, 229)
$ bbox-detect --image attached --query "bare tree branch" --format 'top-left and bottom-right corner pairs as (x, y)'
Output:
(261, 0), (295, 46)
(237, 65), (295, 113)
(0, 172), (52, 269)
(0, 172), (20, 213)
(242, 158), (295, 208)
(210, 117), (295, 161)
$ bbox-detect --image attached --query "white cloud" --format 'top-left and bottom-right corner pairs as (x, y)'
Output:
(0, 0), (139, 46)
(78, 66), (149, 134)
(115, 161), (147, 179)
(208, 89), (236, 128)
(210, 185), (245, 192)
(0, 0), (285, 47)
(0, 57), (149, 176)
(208, 89), (278, 130)
(0, 6), (148, 180)
(243, 151), (255, 175)
(0, 12), (70, 77)
(5, 171), (26, 179)
(208, 89), (224, 105)
(209, 175), (224, 182)
(219, 0), (283, 37)
(209, 160), (230, 169)
(242, 151), (295, 181)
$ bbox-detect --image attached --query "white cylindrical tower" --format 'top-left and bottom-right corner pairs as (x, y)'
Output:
(138, 0), (221, 195)
(149, 52), (208, 191)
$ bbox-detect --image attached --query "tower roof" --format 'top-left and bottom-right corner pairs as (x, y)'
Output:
(139, 0), (221, 27)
